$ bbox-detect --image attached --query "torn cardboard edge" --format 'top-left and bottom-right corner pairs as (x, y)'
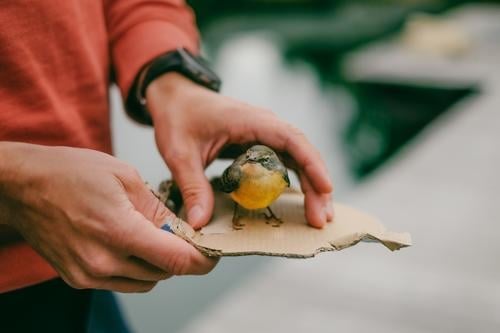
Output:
(160, 185), (412, 258)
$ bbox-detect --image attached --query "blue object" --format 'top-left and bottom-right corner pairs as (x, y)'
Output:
(161, 223), (174, 233)
(0, 278), (131, 333)
(88, 290), (131, 333)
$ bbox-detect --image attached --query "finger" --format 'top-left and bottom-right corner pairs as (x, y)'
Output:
(136, 185), (174, 228)
(123, 211), (218, 276)
(59, 266), (157, 293)
(243, 113), (332, 194)
(326, 200), (334, 222)
(113, 256), (172, 282)
(299, 173), (333, 228)
(122, 171), (174, 227)
(282, 153), (334, 223)
(164, 147), (214, 229)
(96, 277), (158, 293)
(71, 246), (171, 283)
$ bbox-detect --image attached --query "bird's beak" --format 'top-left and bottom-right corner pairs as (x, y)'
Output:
(245, 152), (259, 163)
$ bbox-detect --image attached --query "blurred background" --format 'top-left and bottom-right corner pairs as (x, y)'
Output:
(110, 1), (500, 332)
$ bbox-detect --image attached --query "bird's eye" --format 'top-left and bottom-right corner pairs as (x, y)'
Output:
(260, 156), (270, 163)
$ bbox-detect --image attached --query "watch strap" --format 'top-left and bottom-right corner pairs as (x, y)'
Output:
(125, 48), (221, 126)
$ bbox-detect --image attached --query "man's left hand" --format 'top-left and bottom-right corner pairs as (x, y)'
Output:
(147, 73), (334, 230)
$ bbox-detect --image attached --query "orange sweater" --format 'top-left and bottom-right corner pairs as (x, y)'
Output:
(0, 0), (198, 293)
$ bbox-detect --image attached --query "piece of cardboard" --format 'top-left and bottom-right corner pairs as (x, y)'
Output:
(160, 184), (412, 258)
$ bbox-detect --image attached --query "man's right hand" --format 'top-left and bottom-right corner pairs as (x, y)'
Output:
(0, 142), (216, 292)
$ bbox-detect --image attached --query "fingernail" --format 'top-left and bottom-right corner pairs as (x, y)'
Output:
(327, 201), (334, 222)
(188, 205), (204, 225)
(320, 208), (328, 225)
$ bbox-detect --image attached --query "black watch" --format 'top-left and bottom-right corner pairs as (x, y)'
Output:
(126, 48), (222, 125)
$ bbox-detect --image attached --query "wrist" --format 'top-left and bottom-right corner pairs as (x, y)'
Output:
(0, 142), (23, 226)
(0, 142), (44, 227)
(145, 72), (197, 121)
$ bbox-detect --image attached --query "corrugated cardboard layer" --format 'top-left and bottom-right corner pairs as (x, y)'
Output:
(164, 190), (412, 258)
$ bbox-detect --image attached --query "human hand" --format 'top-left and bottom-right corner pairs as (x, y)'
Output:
(0, 143), (216, 292)
(147, 73), (334, 230)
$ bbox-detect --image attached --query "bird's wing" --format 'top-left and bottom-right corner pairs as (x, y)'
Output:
(213, 163), (242, 193)
(282, 171), (290, 187)
(276, 162), (290, 187)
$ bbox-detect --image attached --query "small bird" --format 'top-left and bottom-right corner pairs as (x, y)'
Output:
(214, 145), (290, 229)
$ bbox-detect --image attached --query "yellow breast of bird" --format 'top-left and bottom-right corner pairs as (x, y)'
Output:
(230, 163), (287, 210)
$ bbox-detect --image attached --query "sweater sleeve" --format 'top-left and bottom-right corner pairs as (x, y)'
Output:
(105, 0), (200, 99)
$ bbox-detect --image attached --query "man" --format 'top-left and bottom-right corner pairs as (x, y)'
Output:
(0, 0), (333, 330)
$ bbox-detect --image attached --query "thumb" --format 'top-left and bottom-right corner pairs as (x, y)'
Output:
(166, 151), (214, 229)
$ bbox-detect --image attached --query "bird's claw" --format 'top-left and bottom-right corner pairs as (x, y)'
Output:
(232, 215), (245, 230)
(262, 207), (283, 227)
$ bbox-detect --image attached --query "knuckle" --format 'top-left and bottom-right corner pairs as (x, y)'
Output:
(179, 182), (204, 202)
(149, 197), (171, 222)
(67, 271), (95, 290)
(255, 109), (279, 128)
(228, 122), (249, 143)
(83, 253), (114, 277)
(165, 147), (191, 166)
(165, 249), (192, 276)
(121, 165), (142, 182)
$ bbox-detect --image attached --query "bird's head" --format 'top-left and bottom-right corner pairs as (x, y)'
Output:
(244, 145), (281, 170)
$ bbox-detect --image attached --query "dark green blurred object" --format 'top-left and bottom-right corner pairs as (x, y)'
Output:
(188, 0), (332, 29)
(187, 0), (482, 179)
(191, 0), (449, 64)
(344, 82), (475, 177)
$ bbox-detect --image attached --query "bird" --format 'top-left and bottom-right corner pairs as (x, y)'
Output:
(213, 145), (290, 229)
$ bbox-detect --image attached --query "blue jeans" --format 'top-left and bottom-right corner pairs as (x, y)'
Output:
(0, 278), (131, 333)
